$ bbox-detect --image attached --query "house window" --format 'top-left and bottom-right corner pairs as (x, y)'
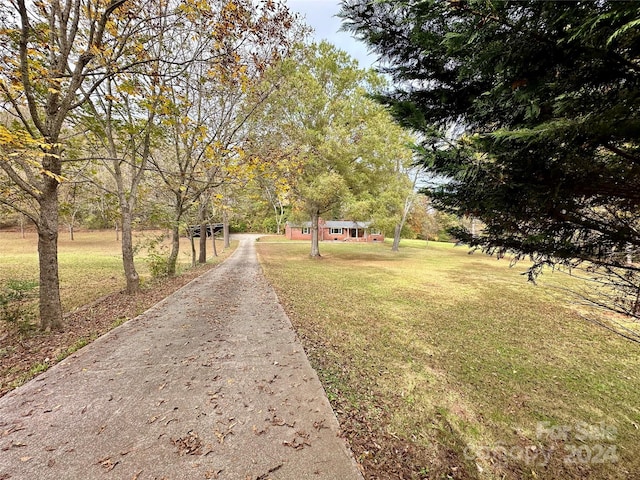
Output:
(370, 229), (381, 235)
(330, 228), (343, 234)
(302, 227), (310, 235)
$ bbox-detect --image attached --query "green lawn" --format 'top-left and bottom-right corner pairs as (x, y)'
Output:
(0, 229), (236, 395)
(0, 229), (221, 313)
(257, 238), (640, 479)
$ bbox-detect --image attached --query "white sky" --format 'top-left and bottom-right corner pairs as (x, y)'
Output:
(283, 0), (378, 69)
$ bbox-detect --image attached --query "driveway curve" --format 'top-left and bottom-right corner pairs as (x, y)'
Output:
(0, 234), (363, 480)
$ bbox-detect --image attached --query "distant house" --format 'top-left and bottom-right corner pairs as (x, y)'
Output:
(285, 219), (384, 243)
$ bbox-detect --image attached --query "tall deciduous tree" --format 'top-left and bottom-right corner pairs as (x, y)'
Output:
(0, 0), (140, 330)
(79, 0), (177, 294)
(388, 164), (419, 252)
(261, 42), (412, 257)
(149, 0), (299, 274)
(247, 137), (297, 234)
(342, 1), (640, 323)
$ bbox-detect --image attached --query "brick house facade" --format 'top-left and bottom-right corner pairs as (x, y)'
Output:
(285, 220), (384, 243)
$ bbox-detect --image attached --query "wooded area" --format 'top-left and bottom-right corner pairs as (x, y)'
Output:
(0, 0), (421, 331)
(3, 0), (639, 336)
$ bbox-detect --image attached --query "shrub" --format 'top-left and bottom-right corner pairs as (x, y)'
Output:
(0, 279), (38, 332)
(141, 235), (170, 279)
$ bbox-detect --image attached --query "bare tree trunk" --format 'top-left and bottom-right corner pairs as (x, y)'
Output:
(199, 223), (207, 264)
(120, 208), (139, 294)
(392, 223), (402, 252)
(274, 202), (280, 234)
(276, 201), (285, 234)
(115, 222), (119, 241)
(269, 191), (285, 234)
(392, 194), (414, 252)
(198, 202), (207, 264)
(105, 110), (148, 292)
(223, 209), (230, 249)
(167, 222), (181, 277)
(38, 174), (63, 331)
(310, 209), (321, 257)
(190, 233), (197, 267)
(633, 287), (640, 317)
(209, 198), (219, 256)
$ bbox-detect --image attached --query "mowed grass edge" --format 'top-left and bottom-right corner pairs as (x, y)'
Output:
(0, 230), (237, 394)
(0, 229), (228, 314)
(256, 238), (640, 479)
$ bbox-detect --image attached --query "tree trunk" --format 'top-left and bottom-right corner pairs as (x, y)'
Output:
(167, 223), (180, 277)
(392, 193), (415, 252)
(199, 222), (207, 264)
(212, 233), (218, 257)
(392, 223), (402, 252)
(198, 199), (208, 264)
(120, 209), (140, 294)
(37, 175), (63, 331)
(632, 286), (640, 317)
(274, 199), (285, 234)
(190, 233), (197, 267)
(223, 209), (230, 249)
(115, 222), (119, 241)
(310, 209), (321, 257)
(275, 205), (281, 234)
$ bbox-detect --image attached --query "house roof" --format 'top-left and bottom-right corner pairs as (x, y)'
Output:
(287, 220), (372, 228)
(324, 221), (371, 228)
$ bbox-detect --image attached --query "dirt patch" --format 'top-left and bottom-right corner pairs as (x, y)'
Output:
(0, 262), (220, 398)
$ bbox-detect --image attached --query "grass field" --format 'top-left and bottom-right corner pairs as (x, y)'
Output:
(256, 238), (640, 479)
(0, 229), (236, 394)
(0, 229), (219, 315)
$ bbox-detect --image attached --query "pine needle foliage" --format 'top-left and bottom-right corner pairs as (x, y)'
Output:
(341, 0), (640, 327)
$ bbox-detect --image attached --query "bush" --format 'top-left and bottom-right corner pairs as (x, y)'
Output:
(262, 217), (283, 234)
(0, 279), (38, 332)
(230, 221), (248, 233)
(141, 235), (170, 279)
(146, 251), (169, 279)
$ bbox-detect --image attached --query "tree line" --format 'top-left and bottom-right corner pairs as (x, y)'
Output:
(0, 0), (419, 331)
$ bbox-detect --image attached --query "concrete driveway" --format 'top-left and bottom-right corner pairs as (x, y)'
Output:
(0, 235), (363, 480)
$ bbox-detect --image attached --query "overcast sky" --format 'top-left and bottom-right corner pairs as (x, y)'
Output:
(283, 0), (378, 69)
